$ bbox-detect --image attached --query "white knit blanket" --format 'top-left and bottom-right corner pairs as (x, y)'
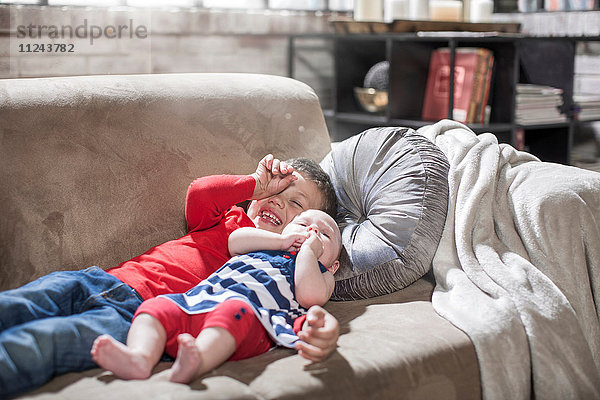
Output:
(418, 120), (600, 399)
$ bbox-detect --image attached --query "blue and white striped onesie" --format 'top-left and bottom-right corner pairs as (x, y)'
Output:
(160, 250), (327, 348)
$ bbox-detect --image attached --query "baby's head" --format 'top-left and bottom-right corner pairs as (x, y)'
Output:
(283, 209), (342, 274)
(247, 158), (338, 234)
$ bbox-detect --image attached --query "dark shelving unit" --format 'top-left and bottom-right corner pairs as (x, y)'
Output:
(289, 33), (600, 165)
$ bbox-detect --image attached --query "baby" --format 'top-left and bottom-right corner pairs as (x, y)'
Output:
(91, 209), (341, 383)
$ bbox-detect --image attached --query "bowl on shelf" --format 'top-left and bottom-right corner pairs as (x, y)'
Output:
(354, 87), (388, 113)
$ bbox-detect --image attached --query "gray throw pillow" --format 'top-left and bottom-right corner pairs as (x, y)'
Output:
(320, 127), (449, 300)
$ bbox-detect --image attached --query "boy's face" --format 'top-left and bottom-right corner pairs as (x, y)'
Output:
(283, 209), (341, 273)
(247, 171), (324, 234)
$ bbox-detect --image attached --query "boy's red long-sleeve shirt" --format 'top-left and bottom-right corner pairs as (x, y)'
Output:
(107, 174), (256, 300)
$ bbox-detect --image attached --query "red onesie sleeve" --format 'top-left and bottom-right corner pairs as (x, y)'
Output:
(185, 174), (256, 233)
(293, 315), (308, 334)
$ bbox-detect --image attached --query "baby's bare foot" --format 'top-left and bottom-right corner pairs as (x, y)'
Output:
(91, 334), (153, 380)
(169, 333), (203, 384)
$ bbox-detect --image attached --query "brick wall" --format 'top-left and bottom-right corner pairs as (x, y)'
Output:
(494, 11), (600, 36)
(0, 5), (337, 107)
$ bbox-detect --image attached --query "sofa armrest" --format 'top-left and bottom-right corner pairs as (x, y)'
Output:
(0, 73), (331, 290)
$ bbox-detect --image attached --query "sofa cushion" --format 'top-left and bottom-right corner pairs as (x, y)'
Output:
(26, 283), (481, 400)
(320, 127), (449, 300)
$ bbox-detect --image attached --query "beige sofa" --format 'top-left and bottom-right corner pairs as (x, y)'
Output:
(0, 73), (480, 399)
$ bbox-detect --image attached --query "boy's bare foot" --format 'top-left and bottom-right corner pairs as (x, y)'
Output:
(169, 333), (203, 383)
(91, 334), (153, 380)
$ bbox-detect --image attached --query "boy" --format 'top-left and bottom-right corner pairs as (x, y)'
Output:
(91, 209), (341, 384)
(0, 155), (340, 397)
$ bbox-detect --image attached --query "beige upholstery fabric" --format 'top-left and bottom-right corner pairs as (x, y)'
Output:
(24, 276), (480, 400)
(0, 73), (480, 399)
(0, 73), (330, 290)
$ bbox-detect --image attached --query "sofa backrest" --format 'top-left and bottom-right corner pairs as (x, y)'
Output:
(0, 73), (331, 290)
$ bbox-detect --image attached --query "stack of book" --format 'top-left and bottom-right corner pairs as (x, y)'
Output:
(422, 47), (494, 125)
(574, 94), (600, 121)
(515, 84), (567, 125)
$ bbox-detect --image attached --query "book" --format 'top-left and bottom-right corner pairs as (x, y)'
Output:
(422, 47), (494, 124)
(515, 83), (566, 125)
(517, 84), (563, 95)
(467, 49), (486, 123)
(545, 0), (567, 11)
(514, 128), (525, 151)
(472, 49), (494, 124)
(574, 93), (600, 121)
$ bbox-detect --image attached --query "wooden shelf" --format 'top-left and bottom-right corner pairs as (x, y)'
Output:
(516, 122), (571, 129)
(330, 18), (521, 35)
(335, 112), (388, 125)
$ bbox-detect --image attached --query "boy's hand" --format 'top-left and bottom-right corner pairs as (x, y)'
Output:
(295, 306), (339, 362)
(280, 232), (306, 252)
(251, 154), (297, 200)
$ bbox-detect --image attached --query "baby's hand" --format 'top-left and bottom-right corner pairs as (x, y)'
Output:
(295, 305), (339, 362)
(301, 231), (324, 259)
(280, 232), (306, 252)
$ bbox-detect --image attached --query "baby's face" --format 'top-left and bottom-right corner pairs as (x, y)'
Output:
(283, 209), (341, 272)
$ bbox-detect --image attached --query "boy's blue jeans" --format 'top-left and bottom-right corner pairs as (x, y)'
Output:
(0, 266), (143, 398)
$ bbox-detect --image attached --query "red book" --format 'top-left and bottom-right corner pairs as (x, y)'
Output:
(468, 50), (494, 123)
(478, 53), (494, 123)
(422, 48), (493, 124)
(514, 127), (525, 151)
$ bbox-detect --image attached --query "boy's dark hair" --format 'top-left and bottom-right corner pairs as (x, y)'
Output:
(286, 158), (338, 219)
